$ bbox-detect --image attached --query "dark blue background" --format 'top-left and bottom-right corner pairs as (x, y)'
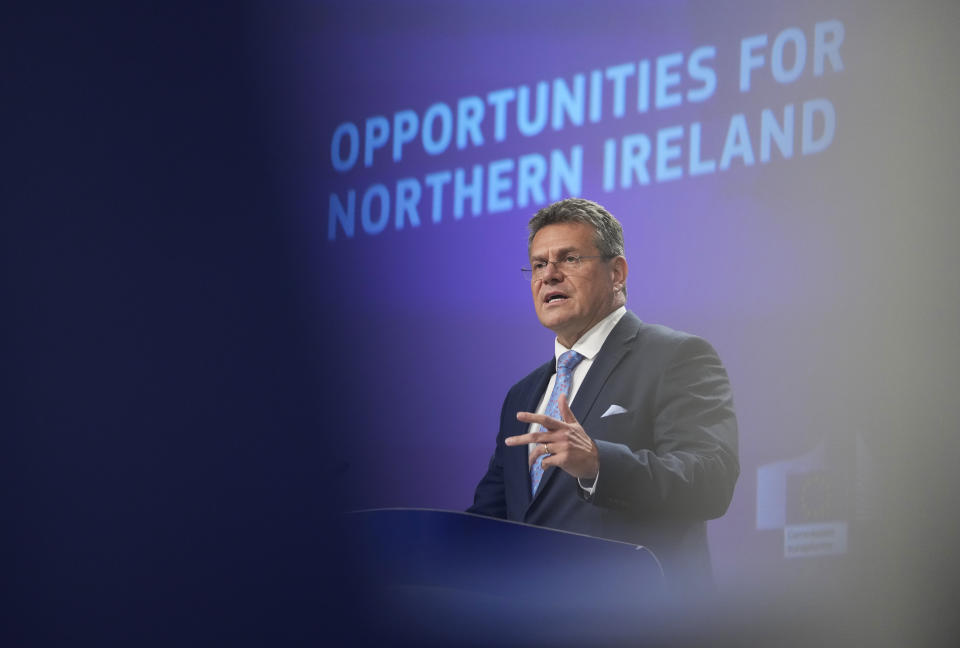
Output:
(6, 3), (344, 643)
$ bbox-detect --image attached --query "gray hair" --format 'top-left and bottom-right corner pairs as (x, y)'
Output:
(527, 198), (625, 259)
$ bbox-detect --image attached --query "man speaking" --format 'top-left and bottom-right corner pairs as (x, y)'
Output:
(468, 198), (739, 585)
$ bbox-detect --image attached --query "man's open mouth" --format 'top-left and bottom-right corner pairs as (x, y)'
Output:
(545, 292), (568, 303)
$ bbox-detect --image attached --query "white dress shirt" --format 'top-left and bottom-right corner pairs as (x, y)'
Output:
(528, 306), (627, 495)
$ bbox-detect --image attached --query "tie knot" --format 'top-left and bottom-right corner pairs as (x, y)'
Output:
(557, 350), (584, 373)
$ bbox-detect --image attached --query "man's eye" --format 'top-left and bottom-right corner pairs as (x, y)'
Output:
(532, 261), (547, 270)
(564, 255), (579, 264)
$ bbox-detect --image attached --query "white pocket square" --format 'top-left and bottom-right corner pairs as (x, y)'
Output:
(601, 404), (628, 418)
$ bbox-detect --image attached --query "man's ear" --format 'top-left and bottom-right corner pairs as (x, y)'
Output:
(611, 256), (628, 288)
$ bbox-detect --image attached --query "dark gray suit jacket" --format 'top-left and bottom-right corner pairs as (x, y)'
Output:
(468, 311), (739, 584)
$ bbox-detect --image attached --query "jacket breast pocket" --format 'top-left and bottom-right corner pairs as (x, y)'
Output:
(590, 409), (648, 447)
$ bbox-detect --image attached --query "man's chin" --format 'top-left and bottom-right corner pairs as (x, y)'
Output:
(536, 312), (566, 332)
(540, 319), (577, 345)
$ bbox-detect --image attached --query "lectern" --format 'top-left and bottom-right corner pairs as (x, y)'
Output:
(345, 508), (665, 644)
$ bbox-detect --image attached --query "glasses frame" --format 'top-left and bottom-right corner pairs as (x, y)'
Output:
(520, 254), (610, 281)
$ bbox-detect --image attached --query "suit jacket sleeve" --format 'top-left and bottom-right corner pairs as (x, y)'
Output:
(586, 335), (739, 520)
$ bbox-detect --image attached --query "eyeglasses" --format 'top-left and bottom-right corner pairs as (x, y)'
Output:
(520, 255), (609, 281)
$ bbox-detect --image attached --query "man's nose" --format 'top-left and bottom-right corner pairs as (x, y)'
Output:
(541, 260), (563, 282)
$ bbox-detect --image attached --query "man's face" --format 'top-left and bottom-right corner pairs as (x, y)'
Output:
(529, 222), (626, 347)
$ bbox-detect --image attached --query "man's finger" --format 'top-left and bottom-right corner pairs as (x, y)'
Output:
(557, 394), (579, 424)
(541, 451), (566, 469)
(528, 443), (549, 468)
(504, 432), (536, 446)
(516, 410), (565, 428)
(504, 430), (561, 446)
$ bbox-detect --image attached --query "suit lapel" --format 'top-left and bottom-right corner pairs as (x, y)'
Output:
(531, 312), (642, 504)
(569, 311), (641, 424)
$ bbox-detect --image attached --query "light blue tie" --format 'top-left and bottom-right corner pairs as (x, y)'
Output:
(530, 350), (584, 495)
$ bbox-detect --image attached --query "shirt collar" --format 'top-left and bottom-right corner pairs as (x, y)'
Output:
(554, 306), (627, 364)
